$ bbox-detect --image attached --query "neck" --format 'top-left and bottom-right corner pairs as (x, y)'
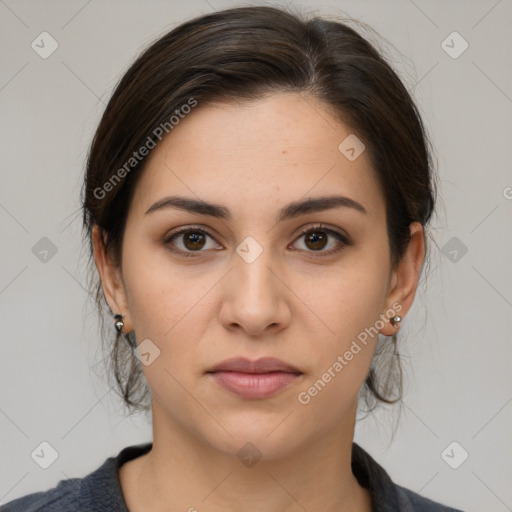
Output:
(123, 400), (372, 512)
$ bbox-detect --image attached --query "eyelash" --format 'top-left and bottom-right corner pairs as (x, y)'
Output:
(163, 223), (351, 258)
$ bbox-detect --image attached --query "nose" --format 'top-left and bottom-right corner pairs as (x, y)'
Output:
(219, 243), (291, 337)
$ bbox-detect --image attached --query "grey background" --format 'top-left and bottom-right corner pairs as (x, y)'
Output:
(1, 0), (511, 510)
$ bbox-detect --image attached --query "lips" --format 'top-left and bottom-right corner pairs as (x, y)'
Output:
(206, 357), (302, 399)
(207, 357), (302, 375)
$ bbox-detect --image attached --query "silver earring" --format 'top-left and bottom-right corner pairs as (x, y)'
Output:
(391, 315), (402, 327)
(114, 314), (124, 333)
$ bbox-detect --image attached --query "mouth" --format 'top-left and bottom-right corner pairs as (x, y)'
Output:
(207, 356), (302, 374)
(206, 357), (303, 399)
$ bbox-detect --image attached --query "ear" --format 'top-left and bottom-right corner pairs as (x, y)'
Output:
(379, 222), (425, 336)
(91, 224), (134, 333)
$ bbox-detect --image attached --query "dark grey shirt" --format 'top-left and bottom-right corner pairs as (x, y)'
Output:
(1, 442), (465, 511)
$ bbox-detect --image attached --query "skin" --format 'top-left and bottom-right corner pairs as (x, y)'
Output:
(92, 91), (425, 512)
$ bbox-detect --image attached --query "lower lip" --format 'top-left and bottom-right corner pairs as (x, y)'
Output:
(209, 371), (301, 399)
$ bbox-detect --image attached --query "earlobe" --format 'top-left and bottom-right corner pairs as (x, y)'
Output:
(91, 225), (133, 332)
(379, 222), (425, 337)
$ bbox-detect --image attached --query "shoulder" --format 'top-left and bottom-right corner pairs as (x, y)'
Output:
(0, 476), (84, 512)
(0, 443), (152, 512)
(351, 442), (466, 512)
(394, 484), (466, 512)
(0, 448), (134, 512)
(1, 443), (151, 512)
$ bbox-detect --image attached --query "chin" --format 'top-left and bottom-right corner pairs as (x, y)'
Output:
(200, 413), (305, 463)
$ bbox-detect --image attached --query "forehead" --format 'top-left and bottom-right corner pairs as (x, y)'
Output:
(130, 92), (385, 222)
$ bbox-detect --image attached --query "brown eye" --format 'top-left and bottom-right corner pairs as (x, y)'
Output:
(304, 230), (328, 251)
(164, 227), (222, 257)
(182, 231), (206, 251)
(292, 224), (351, 256)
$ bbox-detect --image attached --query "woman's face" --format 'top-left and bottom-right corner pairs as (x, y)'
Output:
(95, 92), (423, 459)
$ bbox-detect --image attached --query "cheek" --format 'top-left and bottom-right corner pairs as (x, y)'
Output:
(295, 248), (390, 394)
(305, 250), (390, 343)
(120, 248), (211, 413)
(123, 260), (206, 349)
(121, 236), (220, 378)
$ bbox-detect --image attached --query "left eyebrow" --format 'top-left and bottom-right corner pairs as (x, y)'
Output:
(144, 194), (367, 221)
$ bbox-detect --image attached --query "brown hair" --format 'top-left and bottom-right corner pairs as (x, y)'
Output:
(81, 4), (437, 416)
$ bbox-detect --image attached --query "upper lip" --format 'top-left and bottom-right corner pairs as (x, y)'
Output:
(207, 357), (302, 374)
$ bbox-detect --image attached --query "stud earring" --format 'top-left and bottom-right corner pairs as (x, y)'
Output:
(390, 315), (402, 328)
(114, 314), (124, 333)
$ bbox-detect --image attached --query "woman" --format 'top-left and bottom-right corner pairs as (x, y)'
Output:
(1, 4), (465, 512)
